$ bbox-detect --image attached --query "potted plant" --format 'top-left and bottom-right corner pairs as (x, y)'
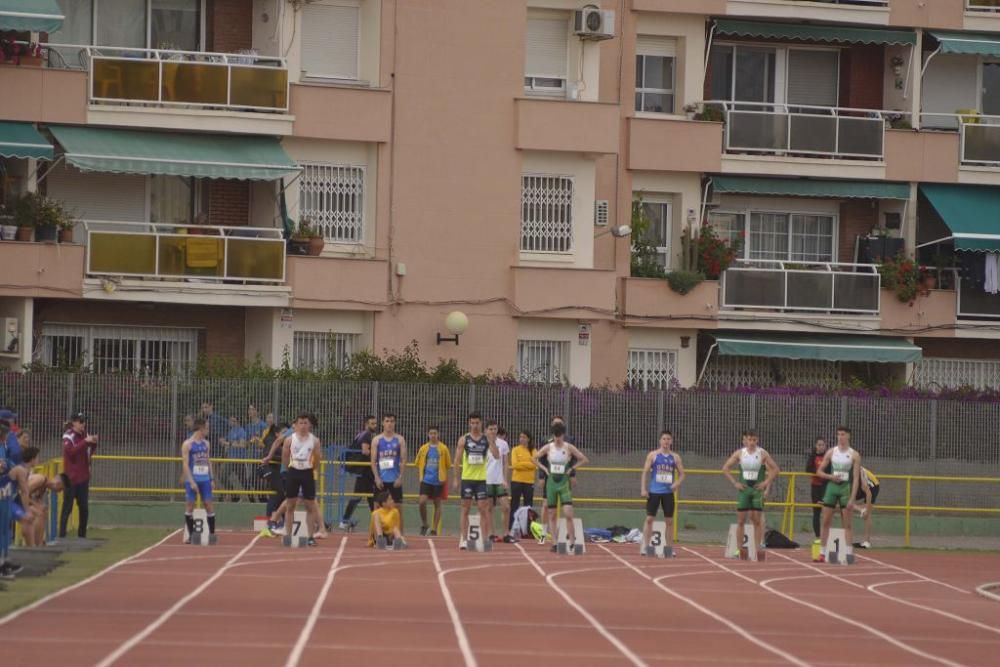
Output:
(293, 217), (325, 256)
(695, 105), (725, 123)
(12, 192), (36, 241)
(919, 267), (937, 294)
(57, 216), (75, 243)
(683, 103), (698, 121)
(0, 203), (15, 240)
(878, 254), (922, 303)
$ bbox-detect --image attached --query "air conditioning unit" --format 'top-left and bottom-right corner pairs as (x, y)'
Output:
(574, 7), (615, 41)
(2, 318), (19, 354)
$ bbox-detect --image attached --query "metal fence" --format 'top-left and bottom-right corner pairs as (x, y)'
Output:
(3, 373), (999, 509)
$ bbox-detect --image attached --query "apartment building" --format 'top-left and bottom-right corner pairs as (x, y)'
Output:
(2, 0), (1000, 390)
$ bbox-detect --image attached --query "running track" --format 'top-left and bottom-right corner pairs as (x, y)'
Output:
(1, 533), (999, 667)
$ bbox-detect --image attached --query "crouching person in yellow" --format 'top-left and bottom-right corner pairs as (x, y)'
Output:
(369, 490), (407, 550)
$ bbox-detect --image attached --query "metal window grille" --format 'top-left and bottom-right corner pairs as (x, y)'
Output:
(627, 349), (678, 390)
(702, 356), (841, 390)
(521, 175), (574, 253)
(299, 163), (365, 243)
(39, 323), (198, 376)
(293, 331), (359, 372)
(517, 339), (569, 384)
(912, 358), (1000, 390)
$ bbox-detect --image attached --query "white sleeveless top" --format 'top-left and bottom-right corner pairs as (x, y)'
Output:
(738, 447), (765, 484)
(288, 433), (317, 470)
(547, 443), (572, 476)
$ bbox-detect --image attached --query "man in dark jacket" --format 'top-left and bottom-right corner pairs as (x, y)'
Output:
(339, 415), (378, 530)
(61, 412), (98, 539)
(805, 437), (828, 542)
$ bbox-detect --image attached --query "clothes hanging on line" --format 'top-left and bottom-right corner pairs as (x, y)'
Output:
(986, 253), (1000, 295)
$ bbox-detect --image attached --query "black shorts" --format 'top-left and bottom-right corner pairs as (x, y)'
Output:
(857, 485), (880, 504)
(461, 480), (488, 501)
(645, 493), (675, 517)
(354, 473), (375, 495)
(376, 483), (403, 503)
(419, 482), (444, 499)
(810, 484), (826, 504)
(284, 468), (316, 501)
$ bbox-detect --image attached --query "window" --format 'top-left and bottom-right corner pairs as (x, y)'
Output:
(639, 200), (672, 269)
(709, 44), (839, 108)
(150, 176), (195, 225)
(627, 349), (678, 390)
(710, 210), (835, 262)
(517, 340), (569, 384)
(299, 163), (365, 243)
(635, 36), (676, 113)
(39, 324), (197, 376)
(521, 175), (574, 253)
(301, 3), (361, 80)
(293, 331), (359, 371)
(787, 49), (839, 108)
(525, 16), (568, 95)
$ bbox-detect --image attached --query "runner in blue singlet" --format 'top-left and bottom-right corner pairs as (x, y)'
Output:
(371, 413), (407, 533)
(181, 418), (216, 544)
(640, 431), (686, 556)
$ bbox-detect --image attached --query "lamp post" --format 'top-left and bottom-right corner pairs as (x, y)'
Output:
(437, 311), (468, 345)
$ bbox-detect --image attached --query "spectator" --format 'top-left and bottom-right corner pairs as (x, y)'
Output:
(0, 408), (22, 466)
(60, 412), (97, 540)
(805, 437), (828, 541)
(199, 401), (228, 448)
(246, 404), (267, 441)
(510, 430), (536, 529)
(182, 414), (195, 440)
(220, 416), (249, 502)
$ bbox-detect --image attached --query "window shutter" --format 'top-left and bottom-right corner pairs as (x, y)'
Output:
(525, 17), (568, 78)
(787, 49), (839, 107)
(46, 165), (146, 222)
(301, 3), (360, 79)
(636, 35), (675, 58)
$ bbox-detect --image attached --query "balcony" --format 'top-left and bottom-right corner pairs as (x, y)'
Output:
(721, 261), (881, 315)
(0, 240), (84, 298)
(967, 0), (1000, 13)
(728, 0), (890, 26)
(959, 118), (1000, 168)
(515, 98), (619, 154)
(0, 64), (86, 124)
(627, 117), (722, 172)
(84, 221), (285, 284)
(620, 277), (719, 325)
(287, 255), (389, 310)
(711, 101), (890, 161)
(957, 275), (1000, 319)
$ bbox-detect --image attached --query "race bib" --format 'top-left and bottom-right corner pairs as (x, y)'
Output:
(378, 458), (395, 471)
(550, 463), (566, 475)
(467, 453), (484, 466)
(193, 464), (209, 476)
(742, 469), (759, 482)
(833, 471), (849, 482)
(655, 471), (673, 485)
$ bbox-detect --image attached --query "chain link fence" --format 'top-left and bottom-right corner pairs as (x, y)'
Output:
(2, 373), (999, 522)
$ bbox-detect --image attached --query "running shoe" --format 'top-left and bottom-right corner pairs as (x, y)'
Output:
(429, 529), (437, 537)
(183, 535), (191, 545)
(5, 562), (23, 575)
(860, 541), (871, 549)
(488, 535), (499, 543)
(306, 537), (318, 547)
(459, 540), (468, 551)
(419, 526), (429, 536)
(502, 535), (518, 544)
(0, 565), (15, 581)
(394, 538), (408, 551)
(537, 532), (548, 545)
(858, 507), (868, 518)
(550, 545), (558, 553)
(338, 520), (357, 531)
(258, 527), (274, 538)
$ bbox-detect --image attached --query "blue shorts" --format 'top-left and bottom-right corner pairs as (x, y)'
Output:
(184, 479), (214, 503)
(11, 499), (25, 521)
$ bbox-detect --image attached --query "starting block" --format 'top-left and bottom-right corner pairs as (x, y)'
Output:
(185, 509), (217, 546)
(282, 510), (311, 548)
(825, 528), (854, 565)
(725, 524), (764, 561)
(461, 513), (492, 552)
(641, 520), (673, 558)
(556, 518), (585, 556)
(252, 515), (269, 532)
(375, 535), (409, 551)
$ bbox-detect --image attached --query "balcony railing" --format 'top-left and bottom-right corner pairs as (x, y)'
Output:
(731, 0), (887, 4)
(705, 101), (894, 160)
(721, 260), (881, 314)
(84, 221), (286, 284)
(922, 112), (1000, 167)
(40, 43), (288, 113)
(967, 1), (1000, 12)
(957, 274), (1000, 319)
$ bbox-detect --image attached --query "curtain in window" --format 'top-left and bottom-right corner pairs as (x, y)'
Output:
(749, 212), (789, 261)
(151, 0), (200, 51)
(50, 0), (94, 67)
(96, 0), (147, 49)
(150, 175), (193, 225)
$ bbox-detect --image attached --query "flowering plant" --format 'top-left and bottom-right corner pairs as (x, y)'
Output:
(696, 224), (741, 279)
(878, 254), (922, 303)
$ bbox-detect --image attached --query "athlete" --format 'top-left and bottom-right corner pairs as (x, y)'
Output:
(180, 418), (217, 544)
(722, 430), (779, 560)
(0, 421), (17, 579)
(537, 416), (577, 540)
(453, 412), (494, 550)
(640, 431), (686, 556)
(282, 413), (321, 546)
(815, 426), (862, 563)
(372, 413), (407, 534)
(855, 466), (880, 549)
(533, 422), (588, 552)
(415, 425), (451, 536)
(8, 446), (41, 546)
(340, 415), (378, 530)
(369, 490), (407, 549)
(485, 423), (514, 543)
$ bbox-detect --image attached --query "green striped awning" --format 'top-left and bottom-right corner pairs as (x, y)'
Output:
(713, 333), (921, 364)
(49, 126), (299, 181)
(0, 122), (54, 160)
(0, 0), (63, 32)
(920, 184), (1000, 253)
(711, 176), (910, 200)
(929, 32), (1000, 57)
(714, 20), (916, 46)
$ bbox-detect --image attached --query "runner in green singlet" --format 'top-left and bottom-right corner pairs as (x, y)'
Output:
(815, 426), (862, 562)
(722, 430), (779, 560)
(533, 422), (588, 552)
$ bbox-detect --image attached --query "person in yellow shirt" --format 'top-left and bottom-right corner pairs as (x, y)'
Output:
(415, 426), (452, 536)
(509, 430), (536, 532)
(369, 490), (406, 549)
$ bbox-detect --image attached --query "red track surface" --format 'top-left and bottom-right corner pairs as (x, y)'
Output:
(2, 533), (999, 667)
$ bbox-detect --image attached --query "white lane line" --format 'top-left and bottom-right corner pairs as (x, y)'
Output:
(598, 546), (812, 667)
(429, 540), (478, 667)
(976, 583), (1000, 603)
(515, 544), (648, 667)
(682, 547), (968, 667)
(768, 551), (1000, 637)
(857, 553), (969, 594)
(93, 534), (261, 667)
(284, 537), (348, 667)
(0, 529), (181, 627)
